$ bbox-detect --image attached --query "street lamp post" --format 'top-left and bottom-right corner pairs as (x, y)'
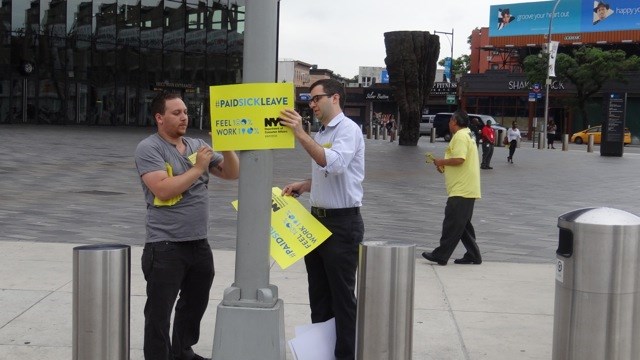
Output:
(543, 0), (561, 149)
(434, 28), (454, 81)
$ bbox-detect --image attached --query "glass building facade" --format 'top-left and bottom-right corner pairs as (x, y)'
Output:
(0, 0), (244, 126)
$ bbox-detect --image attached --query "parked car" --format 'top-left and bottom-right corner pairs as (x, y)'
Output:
(469, 114), (507, 135)
(433, 112), (505, 142)
(419, 114), (435, 136)
(570, 126), (631, 145)
(433, 112), (454, 140)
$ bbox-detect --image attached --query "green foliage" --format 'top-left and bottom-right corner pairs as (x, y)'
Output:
(437, 55), (470, 79)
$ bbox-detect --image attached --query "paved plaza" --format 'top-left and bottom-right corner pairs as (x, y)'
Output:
(1, 124), (639, 359)
(2, 125), (639, 261)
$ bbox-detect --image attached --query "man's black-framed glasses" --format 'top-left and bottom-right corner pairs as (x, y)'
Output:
(309, 93), (332, 105)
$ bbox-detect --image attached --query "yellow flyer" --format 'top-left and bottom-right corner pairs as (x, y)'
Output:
(209, 83), (295, 151)
(232, 187), (332, 269)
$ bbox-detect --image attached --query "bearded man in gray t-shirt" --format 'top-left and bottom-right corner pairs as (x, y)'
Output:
(134, 92), (239, 360)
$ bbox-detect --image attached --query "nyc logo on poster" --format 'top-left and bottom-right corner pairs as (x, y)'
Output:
(209, 83), (295, 151)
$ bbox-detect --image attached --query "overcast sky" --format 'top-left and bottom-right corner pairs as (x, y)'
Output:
(278, 0), (544, 78)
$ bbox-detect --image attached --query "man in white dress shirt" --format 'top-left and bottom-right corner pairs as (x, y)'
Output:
(280, 79), (365, 360)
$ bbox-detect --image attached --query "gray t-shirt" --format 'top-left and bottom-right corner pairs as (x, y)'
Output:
(134, 133), (223, 243)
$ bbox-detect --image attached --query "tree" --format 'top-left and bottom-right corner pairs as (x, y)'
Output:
(384, 31), (440, 146)
(524, 46), (640, 129)
(437, 54), (470, 80)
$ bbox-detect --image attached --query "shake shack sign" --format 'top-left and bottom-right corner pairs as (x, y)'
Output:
(365, 90), (393, 101)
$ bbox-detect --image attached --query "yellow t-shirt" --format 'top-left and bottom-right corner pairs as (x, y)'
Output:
(444, 128), (481, 198)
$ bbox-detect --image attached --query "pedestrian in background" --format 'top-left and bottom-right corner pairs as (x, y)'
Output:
(480, 119), (495, 169)
(547, 119), (557, 149)
(469, 117), (481, 147)
(280, 79), (365, 360)
(422, 110), (482, 266)
(506, 121), (522, 164)
(134, 92), (240, 360)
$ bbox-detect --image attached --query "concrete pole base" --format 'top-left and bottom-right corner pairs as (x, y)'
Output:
(212, 299), (286, 360)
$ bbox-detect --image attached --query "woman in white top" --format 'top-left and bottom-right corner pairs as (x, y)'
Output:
(506, 121), (521, 164)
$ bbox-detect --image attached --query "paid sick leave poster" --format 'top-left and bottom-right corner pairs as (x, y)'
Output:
(232, 187), (332, 269)
(209, 83), (295, 151)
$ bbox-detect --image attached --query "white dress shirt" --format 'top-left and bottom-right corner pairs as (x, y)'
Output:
(309, 113), (365, 209)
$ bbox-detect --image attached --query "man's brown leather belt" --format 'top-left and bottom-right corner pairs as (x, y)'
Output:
(311, 206), (360, 218)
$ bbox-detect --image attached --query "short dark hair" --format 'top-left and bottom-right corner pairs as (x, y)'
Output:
(151, 92), (182, 117)
(451, 110), (469, 128)
(309, 79), (346, 110)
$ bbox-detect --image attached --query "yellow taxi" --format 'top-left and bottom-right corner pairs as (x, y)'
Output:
(570, 126), (631, 145)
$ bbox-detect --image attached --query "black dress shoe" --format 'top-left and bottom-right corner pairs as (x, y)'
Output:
(487, 166), (493, 169)
(422, 251), (447, 265)
(191, 355), (211, 360)
(453, 256), (482, 265)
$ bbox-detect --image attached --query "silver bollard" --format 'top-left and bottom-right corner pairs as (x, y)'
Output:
(587, 134), (594, 152)
(496, 130), (505, 147)
(430, 129), (436, 143)
(562, 134), (569, 151)
(356, 241), (415, 360)
(538, 132), (545, 149)
(374, 125), (379, 140)
(73, 244), (130, 360)
(382, 128), (387, 140)
(553, 208), (640, 359)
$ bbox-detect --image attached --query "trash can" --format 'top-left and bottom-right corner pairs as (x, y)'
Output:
(355, 241), (415, 360)
(73, 244), (130, 360)
(553, 207), (640, 360)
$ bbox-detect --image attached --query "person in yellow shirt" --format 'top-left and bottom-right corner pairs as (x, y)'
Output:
(422, 110), (482, 265)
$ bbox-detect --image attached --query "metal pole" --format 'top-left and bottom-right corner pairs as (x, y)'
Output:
(434, 29), (455, 81)
(562, 134), (569, 151)
(212, 1), (285, 359)
(22, 78), (27, 123)
(73, 244), (130, 360)
(543, 0), (562, 150)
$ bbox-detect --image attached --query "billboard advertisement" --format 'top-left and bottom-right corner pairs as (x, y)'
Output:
(489, 0), (640, 37)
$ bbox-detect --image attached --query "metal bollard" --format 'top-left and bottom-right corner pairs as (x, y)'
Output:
(553, 208), (640, 359)
(356, 242), (415, 360)
(374, 125), (379, 140)
(496, 130), (505, 147)
(538, 132), (545, 149)
(430, 130), (436, 143)
(73, 244), (130, 360)
(382, 128), (387, 140)
(587, 134), (594, 152)
(562, 134), (569, 151)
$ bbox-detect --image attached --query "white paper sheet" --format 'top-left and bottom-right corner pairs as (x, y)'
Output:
(288, 318), (337, 360)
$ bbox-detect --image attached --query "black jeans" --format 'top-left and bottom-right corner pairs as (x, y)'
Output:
(481, 142), (494, 167)
(432, 197), (481, 262)
(305, 213), (364, 360)
(509, 140), (518, 159)
(142, 239), (214, 360)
